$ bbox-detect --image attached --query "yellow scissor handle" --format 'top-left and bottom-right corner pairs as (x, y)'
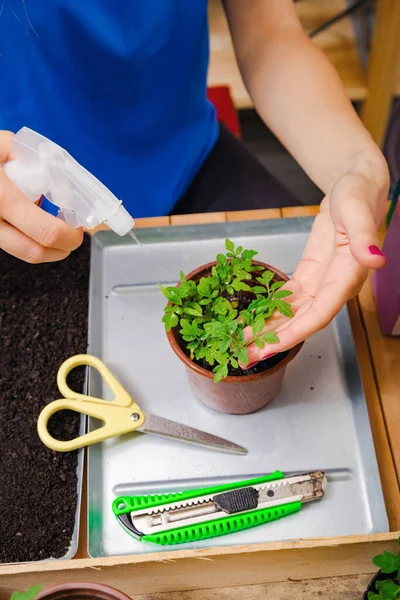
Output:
(37, 398), (145, 452)
(57, 354), (133, 407)
(37, 354), (145, 452)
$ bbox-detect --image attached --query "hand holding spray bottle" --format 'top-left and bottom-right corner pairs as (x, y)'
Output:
(4, 127), (135, 236)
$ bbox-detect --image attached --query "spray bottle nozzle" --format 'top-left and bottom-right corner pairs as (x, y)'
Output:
(3, 127), (135, 236)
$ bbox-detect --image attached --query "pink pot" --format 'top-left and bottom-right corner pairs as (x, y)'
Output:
(166, 260), (303, 414)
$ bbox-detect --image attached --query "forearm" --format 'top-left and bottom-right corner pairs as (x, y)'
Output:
(227, 8), (388, 194)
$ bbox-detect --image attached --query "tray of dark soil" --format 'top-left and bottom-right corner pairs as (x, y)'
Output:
(86, 219), (388, 558)
(0, 236), (90, 564)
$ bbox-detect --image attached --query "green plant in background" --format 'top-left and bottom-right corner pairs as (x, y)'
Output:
(159, 239), (293, 382)
(368, 540), (400, 599)
(10, 586), (43, 600)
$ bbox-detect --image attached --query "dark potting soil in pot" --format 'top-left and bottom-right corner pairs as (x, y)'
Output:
(176, 293), (290, 377)
(0, 235), (90, 563)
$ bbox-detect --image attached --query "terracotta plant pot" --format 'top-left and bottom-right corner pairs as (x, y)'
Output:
(36, 582), (131, 600)
(166, 260), (303, 414)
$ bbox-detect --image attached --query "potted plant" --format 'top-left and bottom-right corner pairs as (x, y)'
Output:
(159, 239), (303, 414)
(11, 583), (131, 600)
(363, 539), (400, 599)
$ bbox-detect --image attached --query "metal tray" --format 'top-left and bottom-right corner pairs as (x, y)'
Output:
(87, 218), (388, 558)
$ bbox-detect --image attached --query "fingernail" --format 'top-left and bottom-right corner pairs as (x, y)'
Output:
(245, 353), (277, 370)
(262, 352), (277, 360)
(245, 361), (259, 369)
(369, 245), (386, 259)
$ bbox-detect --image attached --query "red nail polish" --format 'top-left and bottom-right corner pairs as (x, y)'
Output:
(369, 245), (386, 259)
(262, 352), (277, 360)
(246, 353), (277, 370)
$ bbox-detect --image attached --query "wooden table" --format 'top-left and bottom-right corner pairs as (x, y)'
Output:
(122, 205), (399, 599)
(208, 0), (400, 146)
(2, 206), (398, 599)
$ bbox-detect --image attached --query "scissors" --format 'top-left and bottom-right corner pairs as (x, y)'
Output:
(37, 354), (247, 455)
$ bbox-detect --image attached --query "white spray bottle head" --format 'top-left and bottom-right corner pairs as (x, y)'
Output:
(3, 127), (135, 236)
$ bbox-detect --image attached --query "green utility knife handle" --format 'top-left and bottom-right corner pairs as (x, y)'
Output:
(113, 470), (285, 516)
(142, 501), (302, 546)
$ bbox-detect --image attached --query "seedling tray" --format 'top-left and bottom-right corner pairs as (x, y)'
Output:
(86, 219), (388, 558)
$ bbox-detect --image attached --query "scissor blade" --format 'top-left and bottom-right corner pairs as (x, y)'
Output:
(137, 414), (247, 455)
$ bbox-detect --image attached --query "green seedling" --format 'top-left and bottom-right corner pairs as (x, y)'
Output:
(10, 586), (43, 600)
(159, 239), (293, 382)
(368, 539), (400, 599)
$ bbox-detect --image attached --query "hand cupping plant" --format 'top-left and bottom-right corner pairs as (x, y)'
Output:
(368, 541), (400, 599)
(159, 239), (293, 382)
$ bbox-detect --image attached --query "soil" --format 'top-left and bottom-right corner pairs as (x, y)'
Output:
(0, 235), (90, 563)
(176, 292), (290, 377)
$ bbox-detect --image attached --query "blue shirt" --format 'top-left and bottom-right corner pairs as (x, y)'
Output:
(0, 1), (218, 217)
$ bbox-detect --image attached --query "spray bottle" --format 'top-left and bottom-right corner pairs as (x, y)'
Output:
(3, 127), (135, 236)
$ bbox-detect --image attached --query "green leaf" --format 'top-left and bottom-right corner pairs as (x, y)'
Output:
(219, 339), (231, 353)
(183, 302), (203, 317)
(225, 239), (235, 253)
(213, 362), (229, 383)
(179, 319), (199, 341)
(240, 261), (255, 273)
(162, 312), (179, 331)
(11, 586), (44, 600)
(271, 280), (285, 291)
(187, 341), (199, 350)
(232, 266), (252, 280)
(158, 284), (182, 305)
(179, 271), (187, 284)
(226, 309), (238, 322)
(375, 578), (400, 597)
(274, 289), (293, 299)
(237, 347), (249, 366)
(248, 297), (269, 312)
(274, 299), (293, 318)
(241, 249), (258, 261)
(254, 338), (265, 349)
(227, 285), (234, 295)
(203, 320), (226, 338)
(217, 253), (227, 265)
(262, 331), (280, 344)
(236, 245), (243, 254)
(230, 358), (238, 369)
(197, 278), (212, 297)
(252, 316), (265, 337)
(227, 319), (239, 334)
(182, 308), (201, 317)
(232, 279), (252, 292)
(252, 285), (267, 294)
(240, 310), (252, 326)
(212, 297), (231, 316)
(374, 551), (399, 574)
(258, 270), (274, 287)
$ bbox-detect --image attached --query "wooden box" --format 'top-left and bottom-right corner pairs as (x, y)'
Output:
(1, 210), (398, 599)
